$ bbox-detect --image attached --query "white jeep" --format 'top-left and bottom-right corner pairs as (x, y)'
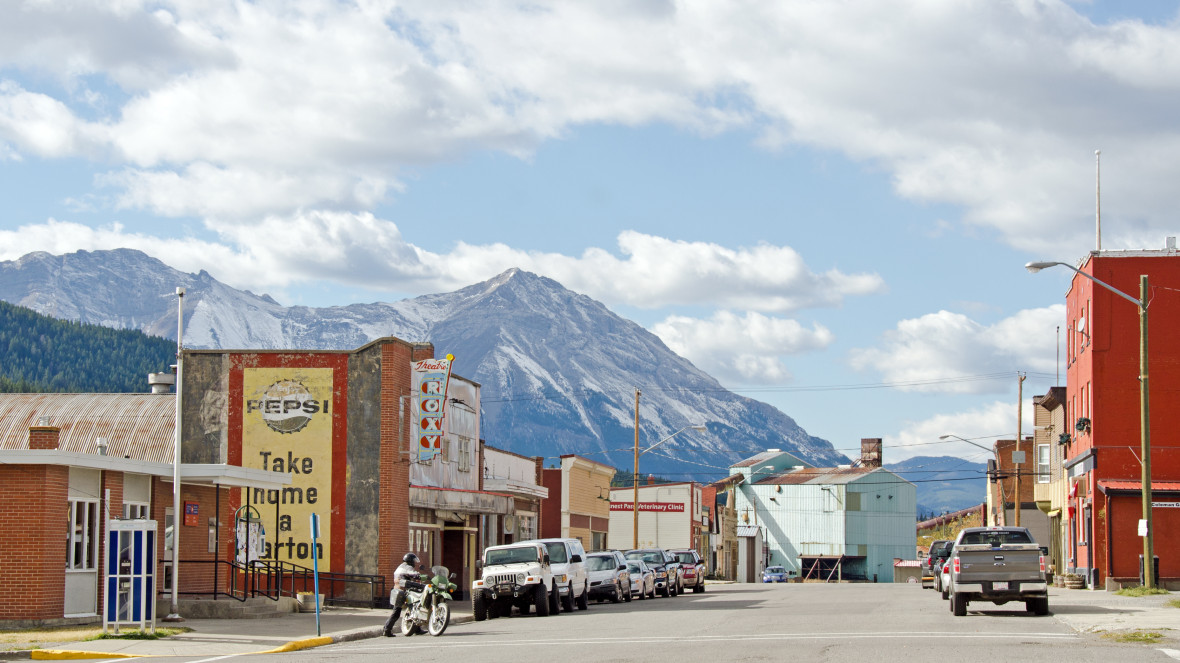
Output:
(471, 542), (557, 619)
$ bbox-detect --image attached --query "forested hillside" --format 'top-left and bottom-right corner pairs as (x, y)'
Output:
(0, 300), (176, 393)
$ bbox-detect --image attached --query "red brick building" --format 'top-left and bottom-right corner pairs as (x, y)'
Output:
(1060, 247), (1180, 588)
(0, 396), (287, 625)
(0, 335), (509, 624)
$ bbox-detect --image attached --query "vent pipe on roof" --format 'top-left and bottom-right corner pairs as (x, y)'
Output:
(148, 372), (177, 394)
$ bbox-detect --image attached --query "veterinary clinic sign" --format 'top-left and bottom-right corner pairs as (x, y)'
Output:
(412, 355), (453, 462)
(610, 502), (686, 512)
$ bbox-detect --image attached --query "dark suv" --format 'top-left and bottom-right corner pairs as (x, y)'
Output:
(925, 540), (954, 591)
(668, 549), (706, 593)
(625, 549), (680, 597)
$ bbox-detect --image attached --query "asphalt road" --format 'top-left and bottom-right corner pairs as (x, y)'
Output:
(239, 583), (1176, 662)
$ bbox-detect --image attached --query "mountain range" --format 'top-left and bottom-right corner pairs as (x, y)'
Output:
(885, 455), (987, 517)
(0, 249), (850, 479)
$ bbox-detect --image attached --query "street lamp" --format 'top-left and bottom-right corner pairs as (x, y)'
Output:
(1026, 260), (1154, 589)
(633, 424), (707, 549)
(166, 287), (185, 621)
(940, 434), (1002, 526)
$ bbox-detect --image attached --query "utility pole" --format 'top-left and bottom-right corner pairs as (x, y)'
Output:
(633, 388), (640, 550)
(1015, 373), (1025, 528)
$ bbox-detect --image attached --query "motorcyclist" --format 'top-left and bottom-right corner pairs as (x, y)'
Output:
(382, 553), (423, 637)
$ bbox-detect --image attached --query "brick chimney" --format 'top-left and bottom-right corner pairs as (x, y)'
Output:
(29, 426), (61, 450)
(860, 438), (882, 468)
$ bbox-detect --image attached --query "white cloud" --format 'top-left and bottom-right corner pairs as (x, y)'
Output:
(0, 216), (882, 314)
(849, 306), (1064, 393)
(651, 310), (834, 383)
(2, 1), (1180, 252)
(884, 400), (1034, 464)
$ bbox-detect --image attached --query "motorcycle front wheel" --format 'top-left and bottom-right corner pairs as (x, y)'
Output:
(428, 602), (451, 636)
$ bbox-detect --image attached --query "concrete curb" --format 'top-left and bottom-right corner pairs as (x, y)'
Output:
(25, 615), (474, 660)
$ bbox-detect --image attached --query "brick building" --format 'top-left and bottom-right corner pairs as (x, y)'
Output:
(1057, 247), (1180, 588)
(0, 395), (287, 626)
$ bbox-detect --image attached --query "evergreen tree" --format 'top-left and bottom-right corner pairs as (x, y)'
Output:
(0, 300), (176, 393)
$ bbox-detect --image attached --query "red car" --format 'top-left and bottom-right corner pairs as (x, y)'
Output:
(669, 549), (706, 594)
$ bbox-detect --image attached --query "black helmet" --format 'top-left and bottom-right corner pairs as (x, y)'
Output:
(403, 553), (419, 565)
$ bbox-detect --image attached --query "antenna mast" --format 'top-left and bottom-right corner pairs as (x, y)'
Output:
(1095, 149), (1102, 252)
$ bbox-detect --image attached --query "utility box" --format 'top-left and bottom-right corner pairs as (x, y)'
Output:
(1139, 554), (1160, 587)
(105, 519), (157, 634)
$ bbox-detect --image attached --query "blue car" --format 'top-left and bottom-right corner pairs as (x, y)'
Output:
(761, 565), (789, 583)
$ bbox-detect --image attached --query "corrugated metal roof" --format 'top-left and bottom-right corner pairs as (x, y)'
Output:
(0, 393), (177, 463)
(736, 525), (760, 537)
(731, 450), (784, 468)
(893, 560), (922, 567)
(756, 466), (875, 485)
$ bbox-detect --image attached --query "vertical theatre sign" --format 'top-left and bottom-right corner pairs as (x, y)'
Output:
(412, 355), (453, 462)
(242, 369), (333, 567)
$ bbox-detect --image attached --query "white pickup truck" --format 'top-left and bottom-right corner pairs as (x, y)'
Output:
(945, 526), (1049, 616)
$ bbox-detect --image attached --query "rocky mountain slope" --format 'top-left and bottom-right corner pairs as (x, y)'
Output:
(1, 249), (848, 476)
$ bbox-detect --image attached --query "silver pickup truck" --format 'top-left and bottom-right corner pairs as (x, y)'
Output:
(946, 526), (1048, 616)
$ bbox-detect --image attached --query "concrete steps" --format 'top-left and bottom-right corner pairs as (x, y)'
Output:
(169, 596), (299, 620)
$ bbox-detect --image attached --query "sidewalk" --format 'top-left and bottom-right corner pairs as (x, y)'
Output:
(8, 602), (474, 660)
(1047, 586), (1178, 634)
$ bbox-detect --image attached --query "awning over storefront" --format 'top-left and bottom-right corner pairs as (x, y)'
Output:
(1097, 480), (1180, 494)
(409, 485), (515, 515)
(482, 477), (548, 500)
(0, 451), (291, 490)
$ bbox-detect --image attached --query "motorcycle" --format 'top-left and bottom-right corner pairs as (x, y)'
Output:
(398, 565), (457, 636)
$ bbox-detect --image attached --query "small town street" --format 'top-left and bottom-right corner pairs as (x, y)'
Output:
(248, 583), (1177, 663)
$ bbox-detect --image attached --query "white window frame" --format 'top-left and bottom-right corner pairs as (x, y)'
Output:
(123, 502), (150, 519)
(1036, 444), (1051, 484)
(67, 499), (99, 571)
(457, 436), (472, 472)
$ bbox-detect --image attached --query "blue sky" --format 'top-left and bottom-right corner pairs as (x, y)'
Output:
(2, 1), (1179, 464)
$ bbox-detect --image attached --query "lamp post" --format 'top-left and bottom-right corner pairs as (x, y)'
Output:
(633, 424), (707, 549)
(940, 434), (1001, 526)
(166, 286), (185, 621)
(1027, 260), (1154, 589)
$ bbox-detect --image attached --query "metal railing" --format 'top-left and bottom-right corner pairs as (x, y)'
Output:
(158, 558), (387, 607)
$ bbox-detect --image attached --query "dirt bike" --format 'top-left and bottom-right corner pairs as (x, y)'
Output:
(399, 565), (458, 636)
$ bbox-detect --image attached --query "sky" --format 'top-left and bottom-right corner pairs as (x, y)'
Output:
(2, 0), (1179, 467)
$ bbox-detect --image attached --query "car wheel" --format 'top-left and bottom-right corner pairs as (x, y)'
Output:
(1026, 597), (1049, 615)
(610, 583), (620, 603)
(534, 583), (550, 617)
(472, 591), (488, 622)
(951, 592), (967, 617)
(561, 583), (575, 612)
(576, 582), (589, 610)
(548, 583), (560, 615)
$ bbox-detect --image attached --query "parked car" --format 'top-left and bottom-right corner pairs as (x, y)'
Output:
(923, 539), (951, 589)
(927, 540), (954, 593)
(471, 541), (556, 620)
(945, 526), (1049, 616)
(626, 559), (655, 600)
(520, 538), (590, 612)
(939, 559), (952, 600)
(669, 549), (706, 593)
(625, 549), (679, 597)
(761, 565), (789, 583)
(586, 550), (632, 603)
